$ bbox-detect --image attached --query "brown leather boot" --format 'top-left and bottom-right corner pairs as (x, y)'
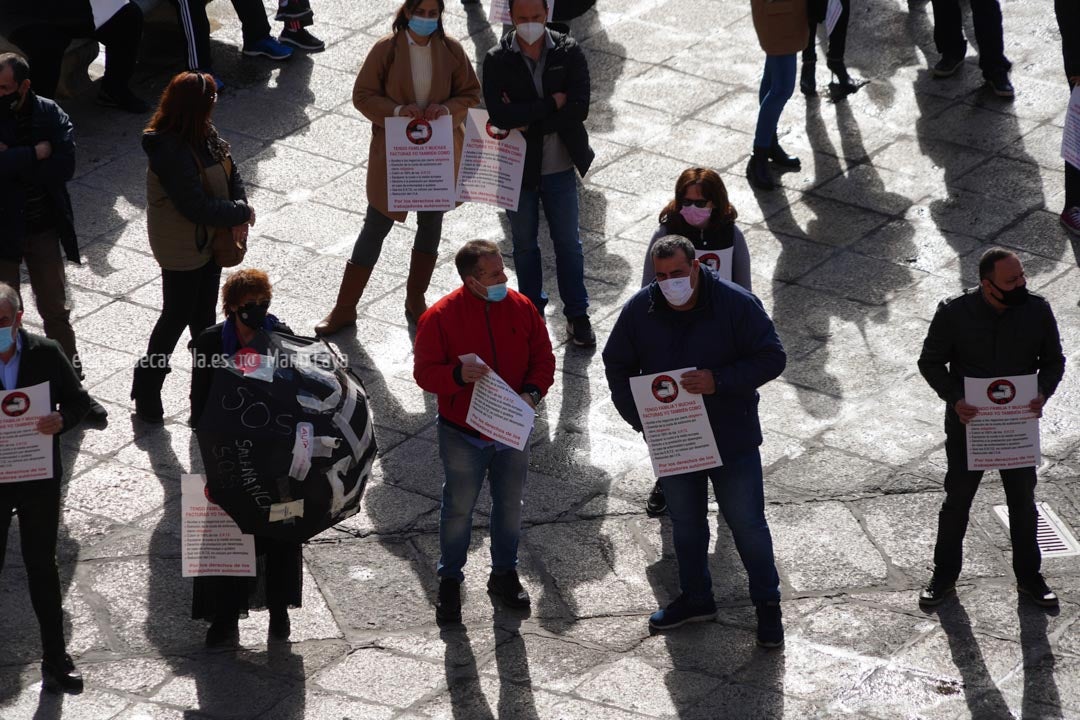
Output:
(315, 261), (372, 336)
(404, 250), (439, 325)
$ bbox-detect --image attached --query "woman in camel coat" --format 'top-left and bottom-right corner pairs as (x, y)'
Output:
(315, 0), (480, 335)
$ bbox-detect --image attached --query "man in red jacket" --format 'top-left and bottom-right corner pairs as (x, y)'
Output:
(413, 240), (555, 625)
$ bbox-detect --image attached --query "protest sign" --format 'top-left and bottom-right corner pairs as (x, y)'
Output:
(455, 108), (527, 211)
(629, 369), (722, 477)
(696, 247), (733, 283)
(825, 0), (843, 37)
(964, 374), (1041, 471)
(460, 353), (536, 451)
(1062, 86), (1080, 170)
(90, 0), (128, 28)
(181, 474), (256, 578)
(0, 382), (53, 483)
(488, 0), (554, 25)
(385, 115), (456, 212)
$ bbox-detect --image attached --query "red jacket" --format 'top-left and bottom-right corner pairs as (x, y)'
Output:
(413, 285), (555, 438)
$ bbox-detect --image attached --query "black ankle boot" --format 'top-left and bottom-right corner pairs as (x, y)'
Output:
(769, 134), (801, 169)
(746, 147), (776, 191)
(269, 607), (291, 640)
(800, 59), (816, 96)
(131, 361), (168, 424)
(827, 58), (858, 96)
(205, 614), (240, 648)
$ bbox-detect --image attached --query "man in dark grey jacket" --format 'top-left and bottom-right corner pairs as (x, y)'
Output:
(0, 53), (106, 421)
(603, 236), (787, 647)
(483, 0), (597, 347)
(917, 248), (1066, 608)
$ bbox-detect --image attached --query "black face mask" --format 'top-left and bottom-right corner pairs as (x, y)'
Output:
(236, 301), (270, 330)
(988, 279), (1029, 307)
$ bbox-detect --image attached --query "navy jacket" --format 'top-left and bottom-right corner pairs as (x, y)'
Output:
(0, 92), (78, 263)
(483, 25), (595, 190)
(602, 268), (786, 457)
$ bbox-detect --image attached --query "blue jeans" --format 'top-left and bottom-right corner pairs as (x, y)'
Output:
(437, 422), (530, 581)
(506, 168), (589, 319)
(659, 448), (781, 604)
(754, 54), (797, 148)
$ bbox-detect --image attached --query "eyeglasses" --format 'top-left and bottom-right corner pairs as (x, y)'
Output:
(679, 199), (709, 208)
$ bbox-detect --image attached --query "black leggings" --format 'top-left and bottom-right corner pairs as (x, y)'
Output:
(144, 262), (221, 370)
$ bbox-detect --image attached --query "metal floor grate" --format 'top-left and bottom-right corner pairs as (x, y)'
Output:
(994, 502), (1080, 558)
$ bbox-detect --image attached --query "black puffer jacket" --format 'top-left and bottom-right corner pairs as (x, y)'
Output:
(483, 25), (595, 190)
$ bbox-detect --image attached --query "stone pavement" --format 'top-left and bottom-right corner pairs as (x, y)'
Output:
(2, 0), (1080, 717)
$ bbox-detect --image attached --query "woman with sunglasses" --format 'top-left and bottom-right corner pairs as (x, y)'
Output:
(132, 71), (255, 424)
(640, 167), (752, 516)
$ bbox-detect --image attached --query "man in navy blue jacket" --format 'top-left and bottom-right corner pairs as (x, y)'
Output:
(603, 236), (787, 647)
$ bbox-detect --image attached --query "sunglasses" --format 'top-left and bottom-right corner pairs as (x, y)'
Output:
(679, 199), (710, 208)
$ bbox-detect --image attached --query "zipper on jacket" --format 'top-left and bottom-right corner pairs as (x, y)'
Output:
(484, 303), (500, 374)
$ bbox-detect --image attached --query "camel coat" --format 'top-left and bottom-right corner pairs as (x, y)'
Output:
(353, 31), (481, 222)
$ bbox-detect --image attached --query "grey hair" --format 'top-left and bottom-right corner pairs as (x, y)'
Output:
(650, 235), (695, 265)
(0, 282), (21, 316)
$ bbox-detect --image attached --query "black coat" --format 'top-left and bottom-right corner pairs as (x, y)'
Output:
(4, 330), (92, 482)
(483, 26), (595, 190)
(918, 288), (1066, 428)
(1057, 0), (1080, 80)
(0, 92), (79, 263)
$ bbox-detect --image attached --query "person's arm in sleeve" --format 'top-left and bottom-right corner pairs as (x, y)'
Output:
(641, 225), (666, 289)
(601, 303), (644, 431)
(443, 42), (482, 124)
(731, 225), (752, 293)
(353, 40), (400, 127)
(24, 101), (75, 187)
(483, 51), (554, 130)
(1037, 304), (1066, 400)
(188, 329), (217, 427)
(228, 155), (248, 205)
(917, 300), (964, 406)
(711, 294), (786, 395)
(147, 135), (250, 227)
(413, 309), (471, 396)
(53, 345), (91, 433)
(521, 303), (555, 396)
(540, 39), (590, 133)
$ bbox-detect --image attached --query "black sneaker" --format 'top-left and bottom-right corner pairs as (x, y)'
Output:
(280, 28), (325, 52)
(645, 481), (667, 517)
(649, 594), (716, 631)
(205, 615), (240, 648)
(932, 55), (965, 78)
(566, 315), (596, 347)
(1017, 574), (1059, 608)
(87, 398), (109, 424)
(985, 72), (1015, 98)
(436, 578), (463, 624)
(41, 653), (83, 694)
(918, 575), (956, 606)
(487, 570), (530, 609)
(97, 85), (150, 114)
(756, 601), (784, 648)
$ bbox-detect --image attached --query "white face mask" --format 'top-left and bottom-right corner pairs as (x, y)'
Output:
(658, 276), (694, 307)
(516, 22), (546, 44)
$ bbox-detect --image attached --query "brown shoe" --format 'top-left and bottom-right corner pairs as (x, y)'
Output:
(404, 250), (438, 325)
(315, 261), (372, 336)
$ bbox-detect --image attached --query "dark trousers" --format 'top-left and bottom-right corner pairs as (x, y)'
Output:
(804, 0), (850, 63)
(8, 3), (144, 98)
(0, 480), (66, 660)
(139, 262), (220, 374)
(932, 422), (1041, 584)
(168, 0), (271, 71)
(930, 0), (1010, 74)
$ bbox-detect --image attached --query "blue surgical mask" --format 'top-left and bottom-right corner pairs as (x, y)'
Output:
(0, 325), (15, 354)
(408, 16), (439, 37)
(485, 283), (508, 302)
